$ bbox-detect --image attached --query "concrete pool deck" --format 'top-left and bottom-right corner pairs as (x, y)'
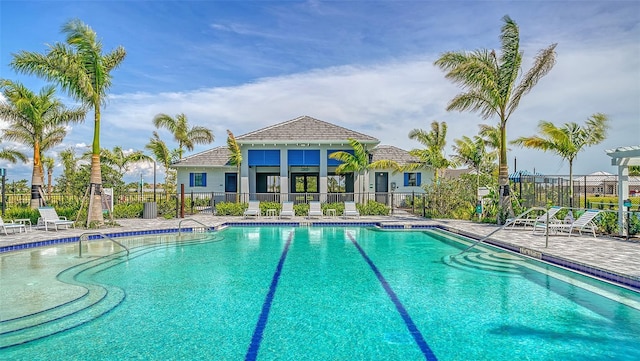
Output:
(1, 212), (639, 290)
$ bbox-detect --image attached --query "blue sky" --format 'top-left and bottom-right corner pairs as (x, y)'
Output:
(1, 0), (639, 184)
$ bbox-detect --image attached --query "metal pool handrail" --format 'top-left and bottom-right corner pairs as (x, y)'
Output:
(178, 218), (213, 236)
(79, 231), (130, 257)
(457, 206), (547, 255)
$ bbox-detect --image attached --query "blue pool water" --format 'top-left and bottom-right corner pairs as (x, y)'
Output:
(2, 226), (640, 360)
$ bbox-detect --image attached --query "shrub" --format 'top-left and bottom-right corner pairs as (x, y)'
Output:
(215, 202), (245, 216)
(113, 203), (144, 218)
(358, 201), (390, 216)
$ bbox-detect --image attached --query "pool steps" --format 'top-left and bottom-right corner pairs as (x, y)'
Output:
(0, 235), (214, 349)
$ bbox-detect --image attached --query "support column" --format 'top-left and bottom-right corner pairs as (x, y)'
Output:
(617, 165), (629, 236)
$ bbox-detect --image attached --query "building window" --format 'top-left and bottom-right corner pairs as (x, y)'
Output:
(189, 172), (207, 187)
(328, 175), (347, 193)
(404, 172), (421, 187)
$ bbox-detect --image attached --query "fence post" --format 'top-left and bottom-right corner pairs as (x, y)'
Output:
(422, 193), (426, 218)
(190, 191), (194, 215)
(180, 184), (185, 218)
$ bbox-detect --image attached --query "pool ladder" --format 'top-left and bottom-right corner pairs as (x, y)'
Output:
(457, 206), (546, 255)
(178, 218), (214, 235)
(78, 231), (130, 257)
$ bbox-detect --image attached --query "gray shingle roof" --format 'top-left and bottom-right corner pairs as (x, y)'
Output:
(172, 146), (231, 167)
(236, 115), (379, 144)
(370, 144), (419, 165)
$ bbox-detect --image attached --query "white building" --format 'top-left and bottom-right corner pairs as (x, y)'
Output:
(171, 116), (431, 204)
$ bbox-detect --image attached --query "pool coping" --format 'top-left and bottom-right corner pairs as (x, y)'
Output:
(2, 220), (639, 292)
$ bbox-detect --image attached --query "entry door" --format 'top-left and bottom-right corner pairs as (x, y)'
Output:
(375, 172), (388, 204)
(225, 173), (237, 202)
(291, 173), (319, 202)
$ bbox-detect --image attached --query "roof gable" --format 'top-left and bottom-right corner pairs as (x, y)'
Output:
(370, 144), (419, 165)
(236, 115), (379, 144)
(172, 146), (231, 167)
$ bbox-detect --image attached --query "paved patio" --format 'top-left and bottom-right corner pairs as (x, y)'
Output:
(1, 212), (639, 289)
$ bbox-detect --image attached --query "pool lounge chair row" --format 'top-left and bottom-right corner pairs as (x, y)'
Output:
(243, 201), (360, 219)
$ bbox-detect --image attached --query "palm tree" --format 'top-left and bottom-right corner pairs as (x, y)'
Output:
(452, 135), (496, 190)
(406, 121), (451, 182)
(0, 147), (28, 164)
(329, 138), (400, 201)
(434, 15), (557, 223)
(153, 113), (214, 160)
(226, 130), (242, 202)
(10, 18), (126, 224)
(97, 146), (152, 178)
(512, 113), (609, 207)
(42, 156), (55, 197)
(145, 131), (176, 198)
(0, 80), (85, 208)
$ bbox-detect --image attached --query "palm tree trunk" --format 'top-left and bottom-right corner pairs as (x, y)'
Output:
(569, 159), (574, 208)
(87, 154), (104, 225)
(30, 142), (45, 209)
(498, 124), (513, 224)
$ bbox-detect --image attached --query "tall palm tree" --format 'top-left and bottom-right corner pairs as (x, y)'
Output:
(10, 18), (126, 224)
(329, 138), (400, 200)
(452, 135), (496, 192)
(434, 15), (557, 223)
(226, 130), (242, 202)
(406, 121), (451, 182)
(42, 156), (55, 197)
(153, 113), (214, 160)
(512, 113), (609, 207)
(146, 131), (176, 197)
(0, 80), (85, 208)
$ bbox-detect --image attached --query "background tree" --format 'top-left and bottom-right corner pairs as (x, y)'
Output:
(87, 146), (152, 179)
(0, 80), (85, 208)
(434, 15), (557, 223)
(226, 130), (242, 202)
(42, 156), (55, 197)
(11, 18), (126, 224)
(406, 121), (451, 182)
(512, 113), (609, 207)
(57, 148), (80, 195)
(329, 138), (400, 201)
(146, 131), (178, 198)
(452, 135), (496, 192)
(630, 166), (640, 176)
(153, 113), (214, 160)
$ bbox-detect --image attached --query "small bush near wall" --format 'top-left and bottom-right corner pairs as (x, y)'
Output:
(215, 202), (245, 216)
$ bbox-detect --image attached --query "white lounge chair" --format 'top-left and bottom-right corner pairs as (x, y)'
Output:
(243, 200), (261, 218)
(38, 207), (75, 231)
(508, 206), (563, 229)
(534, 209), (601, 237)
(307, 201), (323, 219)
(343, 201), (360, 219)
(280, 201), (294, 219)
(0, 217), (26, 235)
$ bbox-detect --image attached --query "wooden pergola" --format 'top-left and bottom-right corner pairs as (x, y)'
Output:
(606, 145), (640, 236)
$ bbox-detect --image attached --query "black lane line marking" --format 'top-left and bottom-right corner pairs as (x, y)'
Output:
(347, 232), (438, 361)
(245, 231), (293, 361)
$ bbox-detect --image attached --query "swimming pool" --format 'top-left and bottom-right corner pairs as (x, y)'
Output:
(1, 226), (639, 360)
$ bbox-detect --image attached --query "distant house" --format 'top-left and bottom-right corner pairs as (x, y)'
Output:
(171, 116), (431, 203)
